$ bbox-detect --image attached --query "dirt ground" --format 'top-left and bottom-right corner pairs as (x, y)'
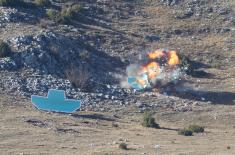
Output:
(1, 94), (235, 155)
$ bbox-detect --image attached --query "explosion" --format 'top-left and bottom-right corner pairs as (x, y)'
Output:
(127, 49), (180, 90)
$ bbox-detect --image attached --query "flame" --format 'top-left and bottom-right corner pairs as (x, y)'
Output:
(128, 49), (180, 90)
(134, 73), (149, 89)
(168, 51), (179, 65)
(148, 50), (165, 59)
(143, 62), (160, 79)
(136, 78), (147, 87)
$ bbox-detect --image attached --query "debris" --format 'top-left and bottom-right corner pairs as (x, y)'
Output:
(154, 144), (161, 149)
(25, 119), (47, 127)
(127, 49), (181, 90)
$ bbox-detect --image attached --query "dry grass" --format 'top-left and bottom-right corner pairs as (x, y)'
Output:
(66, 65), (91, 91)
(1, 94), (235, 154)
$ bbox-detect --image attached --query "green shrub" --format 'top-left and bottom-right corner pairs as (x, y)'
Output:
(119, 143), (128, 150)
(188, 124), (204, 133)
(60, 4), (83, 23)
(0, 40), (11, 58)
(46, 9), (60, 22)
(112, 123), (119, 128)
(142, 111), (160, 128)
(178, 128), (193, 136)
(35, 0), (51, 7)
(46, 4), (84, 24)
(178, 53), (194, 75)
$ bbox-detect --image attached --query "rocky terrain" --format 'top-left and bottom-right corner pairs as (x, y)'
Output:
(0, 0), (235, 154)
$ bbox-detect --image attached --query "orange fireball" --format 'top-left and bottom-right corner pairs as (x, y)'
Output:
(148, 50), (165, 59)
(127, 49), (181, 90)
(168, 51), (179, 66)
(142, 62), (160, 79)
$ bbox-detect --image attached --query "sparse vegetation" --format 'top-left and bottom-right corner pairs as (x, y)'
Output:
(188, 124), (204, 133)
(178, 124), (204, 136)
(178, 128), (193, 136)
(79, 51), (90, 60)
(0, 40), (11, 58)
(119, 143), (128, 150)
(142, 111), (160, 128)
(66, 65), (91, 91)
(0, 0), (23, 6)
(0, 0), (29, 7)
(60, 4), (84, 23)
(178, 53), (194, 75)
(112, 123), (119, 128)
(47, 4), (84, 24)
(211, 62), (221, 69)
(46, 9), (60, 22)
(35, 0), (51, 7)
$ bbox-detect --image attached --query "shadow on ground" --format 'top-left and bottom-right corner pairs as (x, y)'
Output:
(160, 127), (179, 131)
(187, 60), (215, 79)
(172, 90), (235, 105)
(71, 113), (116, 121)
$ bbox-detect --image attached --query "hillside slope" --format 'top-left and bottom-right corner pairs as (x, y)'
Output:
(0, 0), (235, 154)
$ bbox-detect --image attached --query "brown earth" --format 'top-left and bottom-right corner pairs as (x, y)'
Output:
(1, 94), (235, 155)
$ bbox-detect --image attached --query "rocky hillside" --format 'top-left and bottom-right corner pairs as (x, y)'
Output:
(0, 0), (234, 111)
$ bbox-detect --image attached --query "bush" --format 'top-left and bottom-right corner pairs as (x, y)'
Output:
(178, 128), (193, 136)
(0, 40), (11, 58)
(0, 0), (27, 7)
(211, 62), (221, 69)
(178, 53), (194, 75)
(46, 9), (60, 22)
(112, 123), (119, 128)
(188, 124), (204, 133)
(47, 4), (83, 24)
(79, 51), (90, 60)
(119, 143), (128, 150)
(66, 65), (91, 91)
(142, 111), (160, 128)
(60, 4), (83, 23)
(35, 0), (51, 7)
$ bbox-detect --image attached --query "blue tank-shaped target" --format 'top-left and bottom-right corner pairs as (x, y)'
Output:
(31, 89), (81, 113)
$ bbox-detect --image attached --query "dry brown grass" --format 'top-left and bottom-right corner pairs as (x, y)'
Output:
(66, 65), (91, 91)
(1, 94), (235, 155)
